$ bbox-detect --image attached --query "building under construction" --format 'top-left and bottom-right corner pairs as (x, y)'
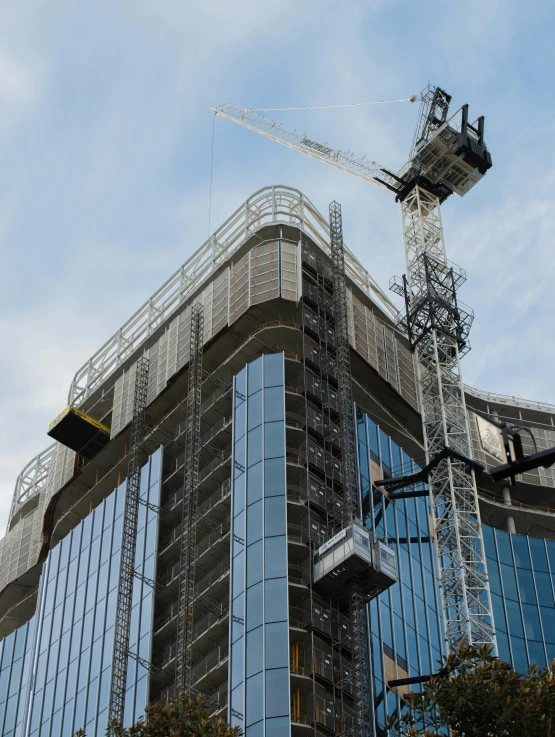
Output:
(0, 185), (554, 737)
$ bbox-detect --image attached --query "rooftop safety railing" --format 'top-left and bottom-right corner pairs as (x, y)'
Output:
(68, 185), (397, 407)
(464, 384), (555, 414)
(9, 443), (56, 521)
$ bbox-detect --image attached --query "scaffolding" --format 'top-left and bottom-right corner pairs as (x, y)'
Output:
(109, 354), (149, 725)
(175, 303), (205, 696)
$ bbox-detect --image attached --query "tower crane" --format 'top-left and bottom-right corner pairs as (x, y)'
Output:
(211, 85), (496, 656)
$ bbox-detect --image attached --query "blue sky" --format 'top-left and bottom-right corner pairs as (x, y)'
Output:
(1, 0), (554, 532)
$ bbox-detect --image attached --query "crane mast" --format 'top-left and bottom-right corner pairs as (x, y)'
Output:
(395, 185), (494, 649)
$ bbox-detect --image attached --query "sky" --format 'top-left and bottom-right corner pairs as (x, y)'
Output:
(1, 0), (554, 534)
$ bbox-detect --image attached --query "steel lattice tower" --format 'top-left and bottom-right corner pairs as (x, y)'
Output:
(401, 185), (495, 650)
(175, 303), (205, 696)
(329, 202), (372, 737)
(109, 355), (149, 725)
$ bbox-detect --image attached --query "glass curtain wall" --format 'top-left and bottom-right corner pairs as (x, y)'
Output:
(483, 525), (555, 673)
(355, 409), (444, 734)
(229, 354), (291, 737)
(0, 617), (35, 737)
(0, 448), (162, 737)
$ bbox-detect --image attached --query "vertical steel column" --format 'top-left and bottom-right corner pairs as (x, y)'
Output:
(175, 303), (205, 696)
(109, 355), (150, 725)
(328, 202), (372, 737)
(401, 185), (494, 650)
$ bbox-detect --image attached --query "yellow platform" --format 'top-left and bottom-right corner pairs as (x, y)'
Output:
(48, 406), (110, 459)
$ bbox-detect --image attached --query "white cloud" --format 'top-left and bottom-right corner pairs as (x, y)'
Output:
(0, 49), (38, 103)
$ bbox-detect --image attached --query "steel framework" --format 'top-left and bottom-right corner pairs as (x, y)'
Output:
(175, 303), (205, 696)
(109, 354), (149, 725)
(328, 203), (372, 737)
(398, 185), (494, 649)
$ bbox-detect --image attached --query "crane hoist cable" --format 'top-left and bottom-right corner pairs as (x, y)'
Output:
(251, 95), (418, 112)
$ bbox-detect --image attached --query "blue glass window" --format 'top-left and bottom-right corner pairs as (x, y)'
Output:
(487, 559), (501, 595)
(540, 607), (555, 643)
(263, 354), (284, 387)
(248, 358), (262, 396)
(517, 568), (537, 604)
(264, 387), (284, 422)
(246, 627), (263, 677)
(247, 542), (263, 587)
(264, 497), (286, 537)
(248, 391), (262, 430)
(246, 583), (263, 632)
(547, 541), (555, 572)
(264, 422), (284, 459)
(535, 572), (554, 608)
(245, 673), (263, 726)
(247, 463), (263, 505)
(265, 668), (289, 717)
(247, 501), (263, 544)
(512, 536), (531, 569)
(496, 530), (513, 564)
(247, 427), (263, 467)
(506, 598), (524, 638)
(522, 603), (542, 641)
(265, 622), (288, 669)
(527, 640), (547, 668)
(501, 563), (518, 601)
(482, 525), (495, 558)
(265, 537), (286, 579)
(264, 578), (287, 623)
(529, 538), (549, 573)
(266, 716), (289, 737)
(511, 637), (528, 674)
(264, 459), (285, 497)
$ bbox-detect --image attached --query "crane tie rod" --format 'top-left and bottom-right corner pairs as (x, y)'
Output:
(250, 96), (417, 112)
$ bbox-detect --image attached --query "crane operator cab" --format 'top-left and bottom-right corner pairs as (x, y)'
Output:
(313, 519), (397, 606)
(402, 102), (492, 202)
